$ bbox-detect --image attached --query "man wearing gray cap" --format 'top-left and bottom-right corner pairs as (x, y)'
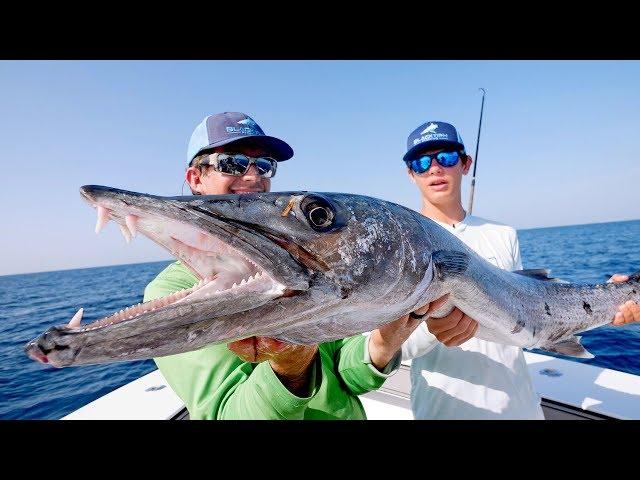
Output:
(142, 112), (429, 419)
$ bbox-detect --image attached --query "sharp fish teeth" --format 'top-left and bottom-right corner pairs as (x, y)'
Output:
(68, 308), (84, 328)
(125, 214), (139, 237)
(119, 224), (132, 244)
(95, 206), (110, 234)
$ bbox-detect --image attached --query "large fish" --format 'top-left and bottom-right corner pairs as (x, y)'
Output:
(25, 186), (639, 367)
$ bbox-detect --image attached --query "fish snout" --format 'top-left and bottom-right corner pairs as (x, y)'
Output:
(24, 326), (73, 368)
(25, 340), (49, 365)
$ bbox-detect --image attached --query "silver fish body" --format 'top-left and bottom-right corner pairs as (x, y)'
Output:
(25, 186), (639, 366)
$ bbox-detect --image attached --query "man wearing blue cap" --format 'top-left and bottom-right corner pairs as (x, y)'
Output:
(142, 112), (424, 419)
(397, 120), (640, 419)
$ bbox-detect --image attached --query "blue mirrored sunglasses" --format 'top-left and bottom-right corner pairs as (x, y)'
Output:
(407, 150), (464, 174)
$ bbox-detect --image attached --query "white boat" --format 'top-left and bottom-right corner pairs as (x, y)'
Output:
(62, 351), (640, 420)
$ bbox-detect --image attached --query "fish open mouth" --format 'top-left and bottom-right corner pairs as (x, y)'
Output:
(67, 190), (299, 333)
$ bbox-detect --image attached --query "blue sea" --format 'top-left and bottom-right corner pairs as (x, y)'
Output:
(1, 219), (639, 419)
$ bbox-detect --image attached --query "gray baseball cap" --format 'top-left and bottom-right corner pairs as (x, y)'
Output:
(187, 112), (294, 164)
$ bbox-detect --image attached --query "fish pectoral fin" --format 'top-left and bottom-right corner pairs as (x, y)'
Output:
(431, 250), (470, 280)
(540, 336), (594, 359)
(513, 268), (568, 283)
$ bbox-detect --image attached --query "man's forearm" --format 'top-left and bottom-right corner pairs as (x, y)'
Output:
(269, 346), (318, 397)
(368, 330), (402, 371)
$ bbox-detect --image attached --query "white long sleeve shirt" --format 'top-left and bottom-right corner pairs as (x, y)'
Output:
(402, 214), (544, 420)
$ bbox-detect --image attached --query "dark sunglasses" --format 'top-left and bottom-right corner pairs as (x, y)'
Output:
(198, 153), (278, 178)
(407, 150), (465, 174)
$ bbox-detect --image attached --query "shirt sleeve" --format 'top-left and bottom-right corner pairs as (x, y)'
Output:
(401, 322), (440, 361)
(145, 263), (321, 419)
(334, 334), (401, 396)
(510, 229), (524, 270)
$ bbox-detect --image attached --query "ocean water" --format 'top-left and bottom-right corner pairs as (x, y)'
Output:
(1, 220), (639, 419)
(0, 262), (168, 419)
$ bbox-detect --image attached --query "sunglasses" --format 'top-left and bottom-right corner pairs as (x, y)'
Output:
(407, 150), (464, 174)
(198, 152), (278, 178)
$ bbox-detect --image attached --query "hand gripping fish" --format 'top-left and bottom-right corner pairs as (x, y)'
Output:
(25, 186), (639, 367)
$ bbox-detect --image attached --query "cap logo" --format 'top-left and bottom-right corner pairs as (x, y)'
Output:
(225, 117), (261, 135)
(238, 118), (258, 127)
(420, 123), (439, 135)
(412, 122), (453, 146)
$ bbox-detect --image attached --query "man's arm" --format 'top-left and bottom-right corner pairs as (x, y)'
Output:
(333, 334), (401, 396)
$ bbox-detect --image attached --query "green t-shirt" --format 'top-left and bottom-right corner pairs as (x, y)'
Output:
(144, 261), (399, 419)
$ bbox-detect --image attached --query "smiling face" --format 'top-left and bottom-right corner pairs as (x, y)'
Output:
(407, 147), (472, 208)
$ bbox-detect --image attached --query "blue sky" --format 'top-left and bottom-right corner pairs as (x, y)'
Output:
(1, 61), (639, 276)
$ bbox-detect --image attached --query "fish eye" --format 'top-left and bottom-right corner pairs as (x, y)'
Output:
(308, 206), (333, 228)
(300, 195), (337, 231)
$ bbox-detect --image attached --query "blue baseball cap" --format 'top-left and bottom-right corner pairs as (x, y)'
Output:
(403, 121), (465, 162)
(187, 112), (294, 165)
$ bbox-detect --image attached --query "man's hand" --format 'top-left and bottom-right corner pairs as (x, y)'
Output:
(608, 274), (640, 326)
(424, 294), (479, 347)
(228, 337), (318, 397)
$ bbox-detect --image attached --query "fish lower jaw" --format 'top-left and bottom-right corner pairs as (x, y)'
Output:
(69, 270), (285, 333)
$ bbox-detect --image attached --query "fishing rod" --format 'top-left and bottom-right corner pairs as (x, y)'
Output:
(467, 88), (486, 216)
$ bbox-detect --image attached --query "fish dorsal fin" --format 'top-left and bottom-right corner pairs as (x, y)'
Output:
(513, 268), (568, 283)
(539, 336), (594, 359)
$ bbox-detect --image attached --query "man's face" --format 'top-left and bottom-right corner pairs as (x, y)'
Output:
(407, 147), (472, 205)
(186, 144), (273, 195)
